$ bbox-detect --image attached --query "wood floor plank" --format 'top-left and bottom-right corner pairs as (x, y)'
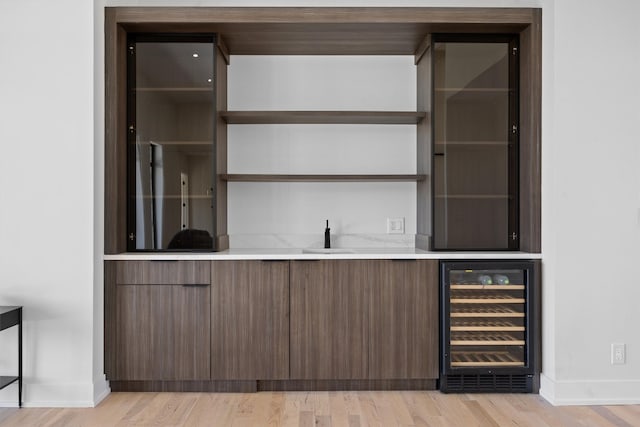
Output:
(591, 406), (637, 427)
(388, 391), (415, 426)
(469, 394), (520, 427)
(488, 393), (556, 427)
(280, 392), (305, 427)
(328, 391), (350, 427)
(299, 410), (314, 427)
(604, 405), (640, 426)
(1, 391), (640, 427)
(400, 392), (442, 427)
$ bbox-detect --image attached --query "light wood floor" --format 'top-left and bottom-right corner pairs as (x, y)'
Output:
(1, 391), (639, 427)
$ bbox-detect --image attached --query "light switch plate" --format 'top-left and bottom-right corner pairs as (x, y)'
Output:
(387, 217), (405, 234)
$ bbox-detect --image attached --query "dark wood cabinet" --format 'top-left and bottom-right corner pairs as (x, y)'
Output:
(290, 259), (438, 381)
(106, 258), (440, 388)
(211, 260), (289, 380)
(290, 260), (369, 379)
(369, 260), (438, 379)
(106, 261), (211, 381)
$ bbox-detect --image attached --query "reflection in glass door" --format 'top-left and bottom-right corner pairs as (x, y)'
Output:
(128, 36), (216, 250)
(432, 36), (519, 250)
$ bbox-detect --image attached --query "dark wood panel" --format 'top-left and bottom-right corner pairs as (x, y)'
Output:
(369, 260), (439, 379)
(104, 261), (117, 378)
(532, 259), (542, 392)
(416, 36), (432, 248)
(215, 44), (228, 250)
(211, 260), (289, 380)
(111, 8), (534, 55)
(114, 284), (210, 380)
(220, 174), (427, 182)
(104, 10), (128, 254)
(113, 7), (537, 25)
(115, 260), (210, 285)
(290, 260), (369, 380)
(519, 10), (542, 253)
(110, 380), (256, 392)
(221, 111), (426, 124)
(258, 379), (436, 391)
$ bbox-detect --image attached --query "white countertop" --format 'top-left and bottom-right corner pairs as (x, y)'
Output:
(104, 248), (541, 261)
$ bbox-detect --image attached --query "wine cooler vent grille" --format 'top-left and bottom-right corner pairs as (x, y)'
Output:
(442, 374), (531, 393)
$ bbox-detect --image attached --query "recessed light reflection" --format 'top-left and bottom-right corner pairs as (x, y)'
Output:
(207, 78), (212, 83)
(192, 53), (199, 58)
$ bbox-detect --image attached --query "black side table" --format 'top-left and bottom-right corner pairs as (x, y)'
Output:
(0, 306), (22, 407)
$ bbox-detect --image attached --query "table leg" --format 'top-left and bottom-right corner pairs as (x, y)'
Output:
(18, 308), (22, 408)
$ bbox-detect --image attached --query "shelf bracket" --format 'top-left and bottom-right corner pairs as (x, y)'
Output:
(217, 36), (230, 65)
(414, 34), (431, 65)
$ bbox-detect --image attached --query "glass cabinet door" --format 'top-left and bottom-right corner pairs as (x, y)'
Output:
(128, 35), (216, 251)
(432, 35), (519, 250)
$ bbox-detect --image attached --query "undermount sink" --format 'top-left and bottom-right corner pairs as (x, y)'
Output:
(302, 248), (356, 254)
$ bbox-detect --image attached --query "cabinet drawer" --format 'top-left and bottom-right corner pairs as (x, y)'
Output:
(115, 260), (210, 285)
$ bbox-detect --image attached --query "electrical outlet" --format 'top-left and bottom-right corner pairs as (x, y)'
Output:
(611, 343), (626, 365)
(387, 217), (405, 234)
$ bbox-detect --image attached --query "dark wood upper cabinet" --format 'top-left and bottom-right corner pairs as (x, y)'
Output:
(431, 35), (520, 250)
(210, 260), (289, 380)
(126, 35), (218, 251)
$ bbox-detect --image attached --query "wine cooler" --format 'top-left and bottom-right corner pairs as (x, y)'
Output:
(440, 260), (538, 393)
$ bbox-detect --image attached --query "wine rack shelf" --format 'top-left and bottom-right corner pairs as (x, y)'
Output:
(450, 351), (525, 367)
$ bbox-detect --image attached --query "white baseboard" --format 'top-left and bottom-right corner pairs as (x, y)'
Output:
(93, 375), (110, 406)
(540, 373), (640, 405)
(0, 379), (110, 408)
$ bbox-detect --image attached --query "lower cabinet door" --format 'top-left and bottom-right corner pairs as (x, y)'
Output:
(114, 283), (211, 380)
(211, 260), (289, 380)
(368, 260), (439, 379)
(290, 260), (369, 379)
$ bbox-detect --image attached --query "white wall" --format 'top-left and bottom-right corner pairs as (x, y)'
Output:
(227, 56), (417, 242)
(0, 0), (108, 407)
(539, 0), (640, 404)
(1, 0), (639, 407)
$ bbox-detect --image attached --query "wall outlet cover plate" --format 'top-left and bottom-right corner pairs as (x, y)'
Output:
(387, 217), (405, 234)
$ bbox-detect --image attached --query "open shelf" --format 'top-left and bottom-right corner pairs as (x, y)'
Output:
(0, 376), (19, 390)
(220, 174), (427, 182)
(221, 111), (427, 125)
